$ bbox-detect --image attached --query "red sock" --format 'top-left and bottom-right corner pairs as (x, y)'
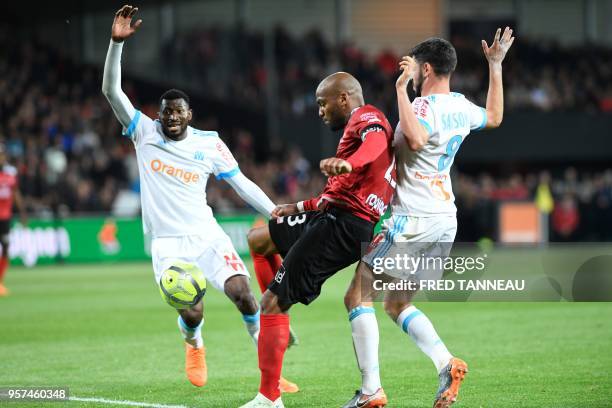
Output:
(251, 249), (282, 293)
(0, 256), (8, 282)
(258, 314), (290, 401)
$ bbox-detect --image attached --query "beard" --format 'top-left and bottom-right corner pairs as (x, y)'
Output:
(329, 121), (345, 131)
(162, 123), (188, 140)
(412, 78), (423, 98)
(326, 113), (347, 131)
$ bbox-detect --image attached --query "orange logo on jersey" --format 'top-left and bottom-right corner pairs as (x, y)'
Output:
(150, 159), (200, 184)
(430, 179), (451, 201)
(414, 171), (451, 201)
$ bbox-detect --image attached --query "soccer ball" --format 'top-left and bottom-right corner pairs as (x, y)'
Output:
(159, 263), (207, 309)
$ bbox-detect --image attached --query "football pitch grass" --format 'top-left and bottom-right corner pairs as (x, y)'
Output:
(1, 261), (611, 407)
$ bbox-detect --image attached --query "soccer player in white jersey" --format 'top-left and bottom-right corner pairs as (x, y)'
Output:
(101, 5), (298, 392)
(342, 29), (515, 408)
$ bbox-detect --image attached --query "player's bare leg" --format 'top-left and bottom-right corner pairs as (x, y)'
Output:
(177, 301), (207, 387)
(224, 274), (261, 344)
(240, 289), (291, 408)
(247, 224), (278, 258)
(384, 292), (467, 407)
(0, 237), (10, 296)
(248, 224), (300, 349)
(342, 262), (387, 408)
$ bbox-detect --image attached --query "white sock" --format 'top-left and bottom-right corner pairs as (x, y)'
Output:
(177, 315), (203, 349)
(396, 305), (452, 373)
(242, 308), (260, 346)
(349, 306), (381, 395)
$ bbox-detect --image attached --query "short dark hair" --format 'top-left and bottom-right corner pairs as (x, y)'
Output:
(159, 89), (190, 105)
(411, 38), (457, 76)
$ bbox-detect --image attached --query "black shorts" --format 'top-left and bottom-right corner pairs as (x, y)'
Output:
(0, 219), (10, 241)
(268, 207), (374, 306)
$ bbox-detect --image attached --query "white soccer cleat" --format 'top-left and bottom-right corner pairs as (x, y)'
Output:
(239, 393), (285, 408)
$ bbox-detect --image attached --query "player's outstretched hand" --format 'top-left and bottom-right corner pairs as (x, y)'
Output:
(482, 27), (515, 66)
(396, 56), (417, 89)
(271, 204), (299, 218)
(320, 157), (352, 177)
(111, 5), (142, 42)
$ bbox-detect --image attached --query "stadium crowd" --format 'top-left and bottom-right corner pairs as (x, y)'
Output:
(170, 26), (612, 115)
(1, 27), (611, 242)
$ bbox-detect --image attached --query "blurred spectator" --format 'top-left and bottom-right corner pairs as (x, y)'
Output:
(552, 194), (580, 241)
(170, 26), (612, 114)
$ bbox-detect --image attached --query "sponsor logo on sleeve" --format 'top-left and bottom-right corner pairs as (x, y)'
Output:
(413, 98), (430, 119)
(216, 142), (238, 167)
(359, 111), (382, 124)
(360, 125), (384, 141)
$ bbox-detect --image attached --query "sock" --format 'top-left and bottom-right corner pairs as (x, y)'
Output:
(242, 307), (260, 345)
(0, 256), (8, 282)
(258, 314), (289, 401)
(349, 306), (381, 395)
(396, 306), (452, 373)
(177, 315), (204, 349)
(250, 249), (282, 293)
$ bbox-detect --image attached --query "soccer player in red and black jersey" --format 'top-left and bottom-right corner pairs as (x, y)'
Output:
(241, 72), (396, 408)
(0, 144), (27, 296)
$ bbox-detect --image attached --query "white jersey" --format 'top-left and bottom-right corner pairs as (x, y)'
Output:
(124, 110), (240, 238)
(392, 92), (486, 216)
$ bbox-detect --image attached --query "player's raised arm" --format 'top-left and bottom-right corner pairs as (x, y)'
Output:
(395, 56), (430, 151)
(481, 27), (515, 128)
(101, 5), (143, 129)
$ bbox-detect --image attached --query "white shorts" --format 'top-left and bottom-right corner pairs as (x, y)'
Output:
(151, 232), (249, 292)
(363, 215), (457, 280)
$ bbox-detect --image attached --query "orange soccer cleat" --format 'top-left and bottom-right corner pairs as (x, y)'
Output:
(279, 376), (299, 394)
(185, 344), (207, 387)
(0, 283), (9, 297)
(433, 357), (468, 408)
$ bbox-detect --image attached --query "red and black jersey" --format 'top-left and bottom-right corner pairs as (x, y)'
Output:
(304, 104), (396, 223)
(0, 165), (18, 220)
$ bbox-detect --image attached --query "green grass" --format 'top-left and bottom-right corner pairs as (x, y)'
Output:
(1, 261), (611, 407)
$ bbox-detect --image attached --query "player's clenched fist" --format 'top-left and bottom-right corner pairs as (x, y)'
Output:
(396, 56), (418, 89)
(112, 4), (142, 42)
(271, 204), (300, 218)
(320, 157), (352, 177)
